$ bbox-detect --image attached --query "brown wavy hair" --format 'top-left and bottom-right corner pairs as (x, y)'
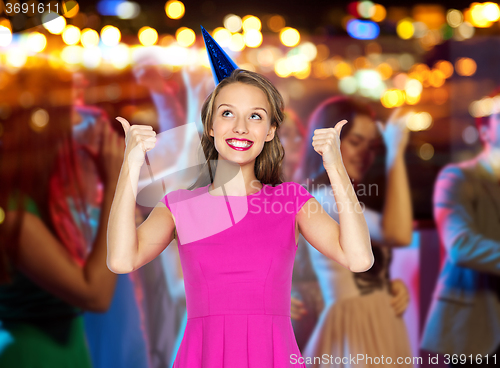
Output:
(188, 69), (286, 189)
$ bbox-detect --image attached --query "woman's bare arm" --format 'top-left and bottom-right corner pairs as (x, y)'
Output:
(11, 185), (117, 313)
(107, 117), (175, 273)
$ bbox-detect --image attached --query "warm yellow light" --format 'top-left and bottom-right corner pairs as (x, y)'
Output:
(242, 15), (261, 32)
(213, 27), (231, 47)
(110, 43), (131, 69)
(268, 15), (285, 32)
(396, 19), (414, 39)
(407, 112), (432, 131)
(405, 79), (423, 97)
(165, 1), (185, 20)
(62, 1), (80, 18)
(0, 207), (5, 225)
(294, 63), (311, 79)
(280, 27), (300, 47)
(406, 94), (421, 105)
(229, 33), (245, 52)
(455, 57), (477, 76)
(434, 60), (453, 78)
(224, 14), (242, 33)
(469, 3), (493, 27)
(446, 9), (463, 28)
(30, 109), (50, 131)
(381, 89), (405, 108)
(275, 58), (292, 78)
(0, 25), (13, 47)
(61, 45), (83, 64)
(62, 25), (81, 45)
(429, 69), (446, 87)
(81, 29), (100, 48)
(244, 29), (262, 48)
(376, 62), (393, 80)
(27, 32), (47, 52)
(333, 61), (352, 79)
(371, 4), (386, 22)
(138, 27), (158, 46)
(101, 25), (121, 47)
(6, 48), (27, 68)
(483, 2), (500, 22)
(176, 27), (195, 47)
(42, 14), (67, 35)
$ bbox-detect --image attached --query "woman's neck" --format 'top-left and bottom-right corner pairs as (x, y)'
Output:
(211, 158), (262, 196)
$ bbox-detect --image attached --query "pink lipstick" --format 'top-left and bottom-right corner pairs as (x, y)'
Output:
(226, 138), (254, 151)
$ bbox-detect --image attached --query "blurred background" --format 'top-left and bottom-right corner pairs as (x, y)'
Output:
(1, 1), (499, 367)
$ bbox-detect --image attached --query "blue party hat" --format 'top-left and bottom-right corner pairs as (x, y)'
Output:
(201, 25), (239, 85)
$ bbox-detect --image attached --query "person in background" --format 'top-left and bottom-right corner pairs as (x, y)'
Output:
(0, 70), (122, 367)
(283, 109), (325, 352)
(420, 91), (500, 367)
(299, 96), (414, 367)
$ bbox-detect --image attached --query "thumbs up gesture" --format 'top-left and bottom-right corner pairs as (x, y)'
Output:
(116, 116), (157, 168)
(312, 119), (349, 172)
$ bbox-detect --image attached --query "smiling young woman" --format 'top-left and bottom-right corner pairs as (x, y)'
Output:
(107, 69), (373, 368)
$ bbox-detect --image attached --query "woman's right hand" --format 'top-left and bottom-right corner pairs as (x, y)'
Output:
(116, 116), (157, 168)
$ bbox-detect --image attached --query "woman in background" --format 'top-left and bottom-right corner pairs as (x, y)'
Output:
(282, 109), (325, 352)
(0, 71), (122, 367)
(299, 96), (414, 367)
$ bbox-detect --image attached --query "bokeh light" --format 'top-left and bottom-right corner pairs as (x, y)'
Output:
(165, 1), (185, 20)
(81, 28), (100, 48)
(434, 60), (453, 78)
(138, 27), (158, 46)
(0, 26), (13, 47)
(268, 15), (285, 32)
(176, 27), (195, 47)
(371, 4), (386, 22)
(30, 108), (50, 132)
(244, 29), (263, 48)
(62, 25), (81, 46)
(381, 89), (405, 108)
(117, 1), (141, 19)
(229, 33), (245, 52)
(42, 14), (67, 35)
(27, 32), (47, 52)
(406, 112), (432, 131)
(224, 14), (242, 33)
(62, 1), (80, 18)
(101, 25), (121, 47)
(397, 19), (414, 39)
(242, 15), (262, 32)
(455, 57), (477, 76)
(446, 9), (463, 28)
(280, 27), (300, 47)
(419, 143), (434, 160)
(357, 1), (375, 18)
(213, 27), (231, 47)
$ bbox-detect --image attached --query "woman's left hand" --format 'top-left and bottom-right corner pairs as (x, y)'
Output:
(312, 119), (349, 172)
(389, 278), (410, 317)
(376, 108), (410, 157)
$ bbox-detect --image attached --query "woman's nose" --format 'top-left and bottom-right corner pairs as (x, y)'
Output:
(233, 119), (248, 135)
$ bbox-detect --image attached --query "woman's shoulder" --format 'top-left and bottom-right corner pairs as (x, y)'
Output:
(264, 181), (313, 200)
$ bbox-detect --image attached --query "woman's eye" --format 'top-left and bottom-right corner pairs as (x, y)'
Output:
(222, 110), (233, 117)
(250, 113), (262, 120)
(349, 140), (360, 146)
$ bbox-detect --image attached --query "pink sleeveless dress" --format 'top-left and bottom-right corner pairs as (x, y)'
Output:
(161, 181), (313, 368)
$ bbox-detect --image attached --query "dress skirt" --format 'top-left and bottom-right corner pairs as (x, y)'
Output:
(303, 290), (413, 368)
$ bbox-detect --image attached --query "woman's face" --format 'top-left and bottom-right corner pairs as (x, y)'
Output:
(210, 82), (275, 165)
(340, 114), (381, 182)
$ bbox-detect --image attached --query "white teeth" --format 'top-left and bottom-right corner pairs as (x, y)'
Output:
(228, 139), (252, 148)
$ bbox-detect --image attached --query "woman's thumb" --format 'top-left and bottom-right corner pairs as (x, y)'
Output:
(116, 116), (130, 134)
